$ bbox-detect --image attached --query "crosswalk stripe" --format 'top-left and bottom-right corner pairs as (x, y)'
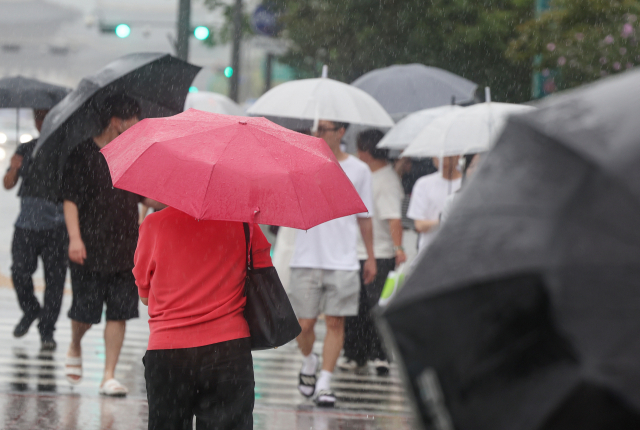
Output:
(0, 295), (409, 415)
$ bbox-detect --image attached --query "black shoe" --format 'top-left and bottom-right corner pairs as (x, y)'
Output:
(13, 314), (39, 338)
(40, 337), (57, 351)
(373, 359), (390, 376)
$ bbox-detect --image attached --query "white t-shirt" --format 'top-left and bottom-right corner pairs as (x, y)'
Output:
(290, 155), (374, 271)
(407, 172), (462, 252)
(357, 164), (404, 260)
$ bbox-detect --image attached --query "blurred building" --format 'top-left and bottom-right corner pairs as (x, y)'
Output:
(0, 0), (271, 106)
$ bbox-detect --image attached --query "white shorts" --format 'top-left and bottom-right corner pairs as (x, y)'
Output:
(288, 268), (360, 318)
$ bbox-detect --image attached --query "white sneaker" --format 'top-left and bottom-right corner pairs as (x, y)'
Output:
(337, 357), (366, 372)
(372, 359), (390, 376)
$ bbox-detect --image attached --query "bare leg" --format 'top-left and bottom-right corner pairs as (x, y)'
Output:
(297, 318), (317, 356)
(67, 320), (91, 382)
(102, 320), (126, 384)
(322, 316), (345, 372)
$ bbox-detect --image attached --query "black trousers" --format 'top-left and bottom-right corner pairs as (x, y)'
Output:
(344, 258), (396, 365)
(144, 338), (255, 430)
(11, 226), (67, 338)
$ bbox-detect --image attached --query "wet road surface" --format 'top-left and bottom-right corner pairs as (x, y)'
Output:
(0, 288), (415, 429)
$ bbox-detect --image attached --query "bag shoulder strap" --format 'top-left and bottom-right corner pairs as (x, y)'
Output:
(243, 223), (254, 270)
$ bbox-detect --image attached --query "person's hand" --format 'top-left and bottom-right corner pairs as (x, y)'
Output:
(9, 154), (23, 171)
(363, 257), (377, 285)
(395, 249), (407, 267)
(68, 237), (87, 265)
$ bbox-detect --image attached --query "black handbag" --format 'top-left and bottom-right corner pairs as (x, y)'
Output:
(243, 223), (301, 350)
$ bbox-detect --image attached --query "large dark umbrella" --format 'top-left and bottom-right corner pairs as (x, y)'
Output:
(27, 52), (200, 201)
(379, 69), (640, 430)
(0, 76), (70, 143)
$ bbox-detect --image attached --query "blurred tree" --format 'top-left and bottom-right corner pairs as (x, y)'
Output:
(508, 0), (640, 92)
(265, 0), (535, 102)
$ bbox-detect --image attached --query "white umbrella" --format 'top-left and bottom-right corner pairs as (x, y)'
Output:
(247, 71), (394, 130)
(184, 91), (245, 116)
(401, 102), (535, 158)
(377, 105), (462, 150)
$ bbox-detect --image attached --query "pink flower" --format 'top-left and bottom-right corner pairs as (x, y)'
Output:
(542, 68), (551, 77)
(620, 47), (627, 55)
(557, 56), (567, 66)
(546, 42), (556, 51)
(622, 23), (634, 38)
(600, 70), (608, 77)
(600, 57), (608, 64)
(613, 62), (621, 70)
(604, 35), (615, 44)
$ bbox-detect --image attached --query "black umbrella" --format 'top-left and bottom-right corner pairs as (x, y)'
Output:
(27, 52), (201, 201)
(0, 76), (70, 143)
(379, 69), (640, 430)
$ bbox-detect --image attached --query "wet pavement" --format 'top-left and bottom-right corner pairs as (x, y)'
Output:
(0, 288), (415, 429)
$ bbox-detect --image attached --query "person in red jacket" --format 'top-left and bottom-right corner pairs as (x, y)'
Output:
(133, 206), (272, 430)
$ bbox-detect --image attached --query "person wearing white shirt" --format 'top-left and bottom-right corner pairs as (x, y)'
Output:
(339, 130), (405, 376)
(407, 156), (463, 253)
(288, 120), (377, 407)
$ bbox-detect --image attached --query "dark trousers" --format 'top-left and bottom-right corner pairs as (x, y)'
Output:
(344, 258), (396, 365)
(11, 226), (67, 338)
(144, 338), (255, 430)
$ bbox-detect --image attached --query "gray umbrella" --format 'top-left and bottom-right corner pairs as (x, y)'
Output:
(0, 76), (70, 109)
(27, 52), (200, 202)
(0, 76), (70, 144)
(378, 69), (640, 430)
(343, 64), (478, 154)
(351, 64), (478, 119)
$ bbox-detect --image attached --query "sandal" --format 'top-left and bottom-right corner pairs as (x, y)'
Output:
(99, 378), (128, 397)
(298, 353), (319, 398)
(314, 389), (336, 407)
(65, 356), (82, 385)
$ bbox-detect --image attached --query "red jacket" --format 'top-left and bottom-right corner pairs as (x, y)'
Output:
(133, 207), (272, 350)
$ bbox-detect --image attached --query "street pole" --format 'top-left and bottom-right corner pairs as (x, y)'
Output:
(176, 0), (191, 61)
(230, 0), (242, 102)
(264, 53), (273, 93)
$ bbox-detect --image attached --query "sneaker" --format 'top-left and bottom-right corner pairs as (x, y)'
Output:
(40, 336), (57, 352)
(13, 313), (39, 338)
(373, 359), (390, 376)
(337, 357), (366, 372)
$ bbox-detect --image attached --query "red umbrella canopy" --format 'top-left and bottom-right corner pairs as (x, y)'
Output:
(101, 109), (367, 229)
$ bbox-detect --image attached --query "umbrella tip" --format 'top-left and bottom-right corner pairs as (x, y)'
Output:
(321, 65), (328, 78)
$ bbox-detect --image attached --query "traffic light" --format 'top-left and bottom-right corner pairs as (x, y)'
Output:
(193, 26), (210, 41)
(224, 67), (234, 78)
(115, 24), (131, 38)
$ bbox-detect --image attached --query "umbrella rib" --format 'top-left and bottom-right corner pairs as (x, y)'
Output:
(250, 123), (333, 162)
(245, 127), (308, 229)
(197, 129), (235, 220)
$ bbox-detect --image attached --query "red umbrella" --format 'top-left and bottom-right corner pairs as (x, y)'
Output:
(101, 109), (367, 229)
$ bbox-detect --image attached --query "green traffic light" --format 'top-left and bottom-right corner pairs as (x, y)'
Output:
(224, 67), (234, 78)
(194, 26), (209, 41)
(115, 24), (131, 38)
(189, 86), (198, 93)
